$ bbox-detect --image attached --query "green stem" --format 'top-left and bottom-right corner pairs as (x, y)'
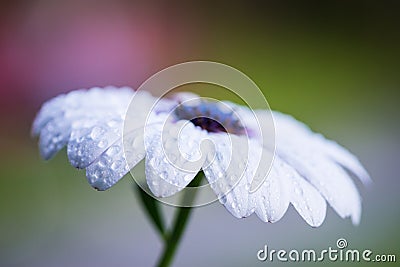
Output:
(156, 172), (203, 267)
(135, 184), (166, 239)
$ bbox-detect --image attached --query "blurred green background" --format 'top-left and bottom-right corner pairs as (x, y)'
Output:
(0, 0), (399, 266)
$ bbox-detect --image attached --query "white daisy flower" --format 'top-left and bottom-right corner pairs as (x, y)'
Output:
(32, 86), (370, 227)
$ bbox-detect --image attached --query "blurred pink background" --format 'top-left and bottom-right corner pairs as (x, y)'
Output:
(0, 1), (203, 129)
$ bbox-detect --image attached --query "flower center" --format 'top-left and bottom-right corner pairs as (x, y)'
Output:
(173, 100), (246, 135)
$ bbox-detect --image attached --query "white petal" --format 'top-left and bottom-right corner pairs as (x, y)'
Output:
(202, 134), (254, 218)
(276, 134), (362, 225)
(34, 87), (135, 160)
(145, 121), (206, 197)
(38, 116), (71, 160)
(248, 153), (325, 226)
(270, 156), (327, 227)
(86, 128), (147, 191)
(67, 116), (123, 168)
(32, 95), (66, 137)
(289, 172), (327, 227)
(313, 135), (371, 185)
(252, 156), (291, 223)
(33, 87), (167, 191)
(273, 111), (370, 184)
(86, 140), (129, 190)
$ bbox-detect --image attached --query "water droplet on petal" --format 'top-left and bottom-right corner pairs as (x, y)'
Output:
(184, 174), (192, 182)
(98, 158), (108, 167)
(111, 160), (121, 170)
(160, 171), (168, 180)
(107, 119), (119, 128)
(97, 140), (108, 148)
(294, 187), (302, 195)
(220, 195), (227, 204)
(106, 145), (120, 156)
(91, 126), (105, 140)
(93, 169), (101, 179)
(245, 183), (250, 191)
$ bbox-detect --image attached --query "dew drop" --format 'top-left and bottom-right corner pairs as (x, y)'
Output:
(297, 206), (303, 213)
(107, 119), (119, 128)
(111, 160), (121, 171)
(97, 139), (108, 148)
(91, 126), (105, 140)
(184, 174), (192, 182)
(98, 158), (107, 167)
(107, 145), (120, 156)
(220, 195), (227, 204)
(149, 158), (157, 168)
(237, 203), (242, 210)
(294, 187), (302, 195)
(245, 183), (250, 191)
(101, 178), (108, 185)
(93, 169), (101, 179)
(51, 136), (60, 143)
(160, 171), (168, 179)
